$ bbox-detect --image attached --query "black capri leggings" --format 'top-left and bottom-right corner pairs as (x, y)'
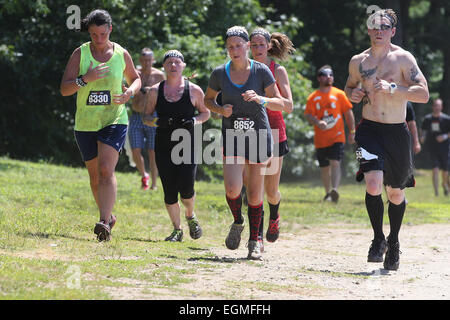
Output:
(155, 148), (197, 205)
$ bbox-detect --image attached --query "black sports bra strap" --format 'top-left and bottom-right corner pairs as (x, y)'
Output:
(183, 79), (190, 99)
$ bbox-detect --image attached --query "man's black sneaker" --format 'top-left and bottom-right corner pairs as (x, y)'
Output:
(323, 193), (332, 202)
(367, 238), (388, 262)
(330, 189), (339, 203)
(384, 240), (401, 270)
(165, 229), (183, 242)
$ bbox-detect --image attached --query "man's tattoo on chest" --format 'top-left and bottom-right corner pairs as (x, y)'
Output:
(359, 63), (377, 80)
(410, 66), (420, 83)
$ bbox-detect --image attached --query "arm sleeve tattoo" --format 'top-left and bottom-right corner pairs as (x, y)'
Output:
(410, 66), (420, 84)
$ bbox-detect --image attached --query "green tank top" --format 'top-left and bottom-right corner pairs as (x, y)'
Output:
(75, 42), (128, 131)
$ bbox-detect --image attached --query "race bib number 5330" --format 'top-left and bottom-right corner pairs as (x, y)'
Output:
(87, 90), (111, 105)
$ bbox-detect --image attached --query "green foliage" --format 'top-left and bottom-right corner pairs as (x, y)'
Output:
(1, 0), (447, 178)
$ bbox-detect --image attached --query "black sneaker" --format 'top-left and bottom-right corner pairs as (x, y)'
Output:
(94, 221), (111, 242)
(323, 193), (332, 202)
(367, 238), (388, 262)
(187, 215), (202, 240)
(384, 240), (401, 270)
(330, 189), (339, 203)
(165, 229), (183, 242)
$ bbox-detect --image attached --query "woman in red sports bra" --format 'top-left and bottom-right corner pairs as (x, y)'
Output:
(247, 27), (295, 250)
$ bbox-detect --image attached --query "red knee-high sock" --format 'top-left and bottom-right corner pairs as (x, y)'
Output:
(248, 202), (263, 241)
(226, 194), (243, 224)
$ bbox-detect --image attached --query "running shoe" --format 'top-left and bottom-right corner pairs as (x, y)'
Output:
(258, 236), (264, 253)
(141, 174), (150, 190)
(109, 215), (116, 230)
(384, 239), (401, 271)
(247, 240), (262, 260)
(330, 189), (339, 203)
(323, 193), (332, 202)
(266, 217), (279, 243)
(367, 238), (388, 262)
(187, 215), (203, 240)
(165, 229), (183, 242)
(94, 221), (111, 242)
(225, 220), (245, 250)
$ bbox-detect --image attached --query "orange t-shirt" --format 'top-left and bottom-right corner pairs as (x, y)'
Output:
(304, 87), (353, 149)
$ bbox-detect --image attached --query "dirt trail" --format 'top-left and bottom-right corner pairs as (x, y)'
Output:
(112, 224), (449, 300)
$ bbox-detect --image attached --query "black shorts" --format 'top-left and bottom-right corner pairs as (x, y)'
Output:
(429, 145), (450, 171)
(355, 119), (415, 189)
(273, 139), (289, 157)
(316, 142), (344, 167)
(222, 128), (272, 164)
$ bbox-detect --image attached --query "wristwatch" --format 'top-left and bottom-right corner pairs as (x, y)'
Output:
(75, 75), (87, 87)
(389, 82), (397, 94)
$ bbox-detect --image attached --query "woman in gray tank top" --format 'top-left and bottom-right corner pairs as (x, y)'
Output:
(204, 26), (284, 260)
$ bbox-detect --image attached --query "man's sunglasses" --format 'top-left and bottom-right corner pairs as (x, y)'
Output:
(318, 70), (333, 77)
(371, 24), (392, 31)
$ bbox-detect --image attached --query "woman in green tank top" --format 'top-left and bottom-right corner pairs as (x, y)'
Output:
(60, 9), (141, 241)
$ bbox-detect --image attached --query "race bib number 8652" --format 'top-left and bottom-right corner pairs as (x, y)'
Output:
(233, 118), (255, 132)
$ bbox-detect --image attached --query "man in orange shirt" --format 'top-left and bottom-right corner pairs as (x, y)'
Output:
(305, 65), (355, 202)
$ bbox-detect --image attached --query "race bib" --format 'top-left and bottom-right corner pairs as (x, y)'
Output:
(431, 122), (440, 132)
(86, 90), (111, 105)
(233, 117), (255, 132)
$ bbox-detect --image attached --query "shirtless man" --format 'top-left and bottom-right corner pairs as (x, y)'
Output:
(345, 9), (429, 270)
(129, 48), (165, 190)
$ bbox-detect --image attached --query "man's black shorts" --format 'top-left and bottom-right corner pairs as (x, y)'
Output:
(429, 145), (450, 171)
(316, 142), (344, 167)
(355, 119), (415, 189)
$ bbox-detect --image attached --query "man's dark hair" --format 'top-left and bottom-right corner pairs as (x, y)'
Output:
(369, 9), (398, 28)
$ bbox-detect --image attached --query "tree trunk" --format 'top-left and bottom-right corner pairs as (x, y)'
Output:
(442, 48), (450, 114)
(385, 0), (410, 47)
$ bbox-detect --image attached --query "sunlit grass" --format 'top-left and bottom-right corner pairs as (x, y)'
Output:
(0, 157), (448, 299)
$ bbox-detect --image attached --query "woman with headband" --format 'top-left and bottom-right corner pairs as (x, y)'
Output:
(60, 9), (141, 241)
(204, 26), (285, 260)
(248, 27), (294, 251)
(142, 50), (210, 242)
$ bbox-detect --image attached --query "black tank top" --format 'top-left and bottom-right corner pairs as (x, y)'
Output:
(155, 80), (196, 152)
(155, 79), (195, 124)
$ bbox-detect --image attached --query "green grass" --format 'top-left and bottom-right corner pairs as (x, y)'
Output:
(0, 156), (449, 299)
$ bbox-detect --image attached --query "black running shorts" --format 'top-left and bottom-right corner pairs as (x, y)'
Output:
(316, 142), (344, 167)
(429, 145), (450, 171)
(355, 119), (415, 189)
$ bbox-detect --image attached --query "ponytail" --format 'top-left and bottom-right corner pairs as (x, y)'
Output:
(268, 32), (295, 61)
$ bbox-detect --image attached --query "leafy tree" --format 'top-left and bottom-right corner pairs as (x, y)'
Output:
(0, 0), (313, 180)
